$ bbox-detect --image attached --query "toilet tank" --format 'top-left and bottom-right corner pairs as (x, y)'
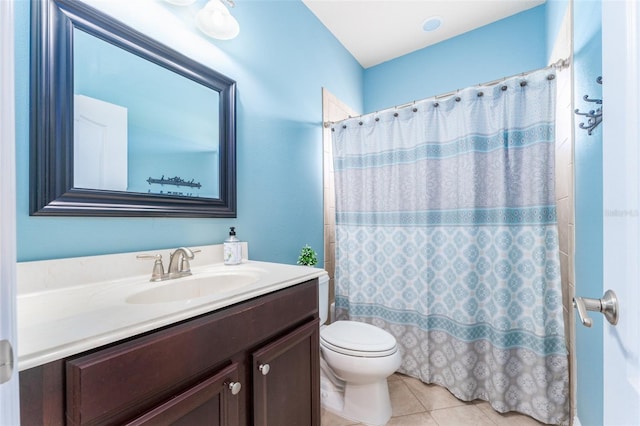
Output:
(318, 272), (329, 325)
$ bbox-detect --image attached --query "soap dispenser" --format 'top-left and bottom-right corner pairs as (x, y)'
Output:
(224, 227), (242, 265)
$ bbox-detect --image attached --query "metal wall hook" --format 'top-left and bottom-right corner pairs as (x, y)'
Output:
(573, 289), (619, 327)
(575, 109), (599, 117)
(582, 94), (602, 104)
(575, 76), (603, 136)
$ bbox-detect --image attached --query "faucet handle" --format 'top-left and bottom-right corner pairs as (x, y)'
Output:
(136, 254), (165, 281)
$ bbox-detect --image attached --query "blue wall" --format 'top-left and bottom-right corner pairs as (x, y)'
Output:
(573, 0), (604, 424)
(363, 5), (547, 113)
(14, 0), (363, 263)
(545, 0), (570, 60)
(15, 0), (584, 295)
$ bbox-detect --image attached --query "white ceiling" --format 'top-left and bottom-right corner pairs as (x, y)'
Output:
(302, 0), (546, 69)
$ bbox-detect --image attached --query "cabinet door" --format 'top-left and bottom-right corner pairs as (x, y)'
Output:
(126, 362), (241, 426)
(252, 319), (320, 426)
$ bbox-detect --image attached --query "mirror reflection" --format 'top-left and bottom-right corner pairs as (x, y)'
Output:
(73, 28), (220, 198)
(30, 0), (236, 217)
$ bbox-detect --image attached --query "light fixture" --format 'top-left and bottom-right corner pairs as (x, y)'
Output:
(196, 0), (239, 40)
(164, 0), (239, 40)
(422, 16), (442, 32)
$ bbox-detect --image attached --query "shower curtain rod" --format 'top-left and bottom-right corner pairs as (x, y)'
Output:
(323, 57), (571, 128)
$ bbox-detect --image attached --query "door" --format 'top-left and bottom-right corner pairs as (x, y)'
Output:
(126, 363), (241, 426)
(0, 1), (19, 424)
(73, 94), (128, 191)
(601, 0), (640, 425)
(252, 319), (320, 426)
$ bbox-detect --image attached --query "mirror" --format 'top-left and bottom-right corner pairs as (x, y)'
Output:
(30, 0), (236, 217)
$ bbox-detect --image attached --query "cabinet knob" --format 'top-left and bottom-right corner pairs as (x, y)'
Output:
(228, 381), (242, 395)
(258, 363), (270, 376)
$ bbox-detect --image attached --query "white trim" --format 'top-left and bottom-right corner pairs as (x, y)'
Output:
(0, 0), (20, 423)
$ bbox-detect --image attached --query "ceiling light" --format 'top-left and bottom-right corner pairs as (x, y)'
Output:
(422, 16), (442, 32)
(195, 0), (240, 40)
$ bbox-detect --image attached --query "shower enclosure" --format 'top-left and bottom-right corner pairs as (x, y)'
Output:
(328, 69), (570, 425)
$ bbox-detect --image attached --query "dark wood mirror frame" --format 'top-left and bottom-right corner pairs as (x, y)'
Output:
(30, 0), (236, 217)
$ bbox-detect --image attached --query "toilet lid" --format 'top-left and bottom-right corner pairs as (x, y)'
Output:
(320, 321), (397, 357)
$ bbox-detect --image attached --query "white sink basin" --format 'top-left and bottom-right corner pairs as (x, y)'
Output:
(126, 270), (261, 304)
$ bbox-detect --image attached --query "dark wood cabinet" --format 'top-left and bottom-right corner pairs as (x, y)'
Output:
(252, 319), (320, 426)
(20, 279), (320, 426)
(126, 362), (241, 426)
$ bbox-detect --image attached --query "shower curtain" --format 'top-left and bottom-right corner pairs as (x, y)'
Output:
(332, 69), (569, 425)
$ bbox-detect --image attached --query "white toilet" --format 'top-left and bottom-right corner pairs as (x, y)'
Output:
(318, 274), (402, 426)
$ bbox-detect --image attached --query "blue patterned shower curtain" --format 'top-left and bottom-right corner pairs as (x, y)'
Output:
(332, 69), (568, 425)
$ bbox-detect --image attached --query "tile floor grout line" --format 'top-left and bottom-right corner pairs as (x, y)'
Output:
(322, 373), (547, 426)
(430, 405), (500, 426)
(396, 374), (430, 414)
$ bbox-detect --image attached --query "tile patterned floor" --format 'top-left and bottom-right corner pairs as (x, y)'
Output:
(321, 373), (545, 426)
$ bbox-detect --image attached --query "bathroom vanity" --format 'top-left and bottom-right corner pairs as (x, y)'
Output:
(16, 246), (323, 425)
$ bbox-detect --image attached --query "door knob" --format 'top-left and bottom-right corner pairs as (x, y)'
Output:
(573, 289), (619, 327)
(228, 381), (241, 395)
(258, 363), (270, 375)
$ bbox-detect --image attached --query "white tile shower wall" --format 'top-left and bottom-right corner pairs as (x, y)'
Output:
(321, 46), (576, 417)
(549, 2), (575, 421)
(322, 88), (359, 306)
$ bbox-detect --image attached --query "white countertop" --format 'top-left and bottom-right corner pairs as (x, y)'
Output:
(17, 249), (326, 371)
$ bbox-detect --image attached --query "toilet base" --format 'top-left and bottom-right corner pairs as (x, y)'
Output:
(320, 364), (393, 426)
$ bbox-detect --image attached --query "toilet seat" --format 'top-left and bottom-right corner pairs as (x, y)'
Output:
(320, 321), (397, 358)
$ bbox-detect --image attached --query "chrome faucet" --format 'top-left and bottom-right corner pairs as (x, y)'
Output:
(167, 247), (195, 278)
(137, 247), (199, 281)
